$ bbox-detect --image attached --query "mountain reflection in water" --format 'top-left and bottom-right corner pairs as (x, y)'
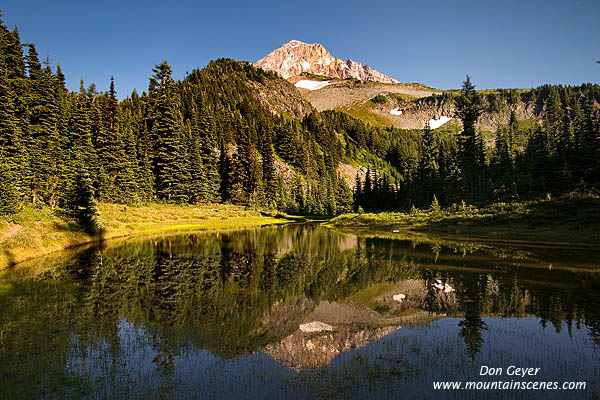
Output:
(0, 224), (599, 399)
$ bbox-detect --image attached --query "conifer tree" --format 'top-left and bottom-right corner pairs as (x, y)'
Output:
(353, 172), (362, 211)
(0, 46), (26, 204)
(98, 77), (138, 203)
(291, 176), (305, 214)
(149, 60), (188, 202)
(262, 124), (277, 206)
(24, 43), (41, 78)
(0, 156), (20, 215)
(336, 176), (353, 214)
(66, 168), (100, 233)
(70, 79), (97, 174)
(524, 124), (550, 192)
(187, 115), (205, 204)
(455, 75), (482, 174)
(417, 121), (439, 202)
(197, 103), (220, 202)
(218, 140), (232, 202)
(363, 167), (372, 211)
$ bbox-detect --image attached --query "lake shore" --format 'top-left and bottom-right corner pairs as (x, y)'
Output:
(328, 192), (600, 245)
(0, 203), (292, 270)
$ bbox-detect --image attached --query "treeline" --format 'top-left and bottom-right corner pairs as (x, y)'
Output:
(1, 12), (599, 220)
(0, 15), (359, 221)
(355, 77), (600, 211)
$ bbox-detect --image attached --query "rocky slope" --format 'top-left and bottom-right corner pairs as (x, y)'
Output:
(306, 86), (544, 132)
(256, 40), (398, 83)
(344, 91), (540, 131)
(251, 72), (314, 119)
(300, 79), (438, 111)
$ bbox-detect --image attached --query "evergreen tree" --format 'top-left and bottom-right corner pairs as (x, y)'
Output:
(417, 121), (439, 203)
(524, 124), (550, 192)
(0, 158), (20, 214)
(69, 79), (97, 177)
(187, 114), (205, 204)
(218, 140), (232, 202)
(97, 76), (136, 202)
(336, 176), (353, 214)
(66, 168), (100, 233)
(363, 167), (372, 211)
(149, 60), (188, 202)
(197, 103), (220, 202)
(455, 75), (484, 200)
(262, 123), (277, 206)
(353, 172), (362, 211)
(455, 75), (482, 174)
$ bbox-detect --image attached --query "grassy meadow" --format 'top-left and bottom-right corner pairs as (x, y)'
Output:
(0, 203), (291, 270)
(329, 192), (600, 245)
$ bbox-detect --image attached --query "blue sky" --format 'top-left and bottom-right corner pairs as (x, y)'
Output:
(1, 0), (598, 98)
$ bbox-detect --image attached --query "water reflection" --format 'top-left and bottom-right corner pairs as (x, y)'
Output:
(0, 224), (599, 399)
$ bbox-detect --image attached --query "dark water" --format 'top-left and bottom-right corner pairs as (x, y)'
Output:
(0, 224), (599, 399)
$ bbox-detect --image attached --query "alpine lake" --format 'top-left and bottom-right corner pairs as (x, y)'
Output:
(1, 223), (599, 399)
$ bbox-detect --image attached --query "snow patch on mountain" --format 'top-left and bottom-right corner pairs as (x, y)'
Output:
(295, 80), (330, 91)
(428, 116), (452, 129)
(390, 108), (403, 116)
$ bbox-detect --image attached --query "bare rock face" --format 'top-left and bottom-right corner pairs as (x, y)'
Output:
(263, 325), (401, 371)
(256, 40), (398, 84)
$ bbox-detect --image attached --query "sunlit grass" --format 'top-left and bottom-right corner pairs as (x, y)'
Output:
(329, 192), (600, 245)
(337, 100), (394, 128)
(0, 202), (292, 270)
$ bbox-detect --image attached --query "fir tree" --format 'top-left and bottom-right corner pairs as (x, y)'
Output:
(417, 121), (439, 203)
(197, 103), (220, 202)
(336, 176), (353, 214)
(455, 75), (482, 174)
(66, 168), (100, 233)
(262, 124), (277, 206)
(0, 158), (20, 215)
(218, 140), (232, 202)
(149, 60), (188, 202)
(353, 172), (362, 211)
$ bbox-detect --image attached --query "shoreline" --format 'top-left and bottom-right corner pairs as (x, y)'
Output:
(327, 193), (600, 246)
(0, 203), (293, 271)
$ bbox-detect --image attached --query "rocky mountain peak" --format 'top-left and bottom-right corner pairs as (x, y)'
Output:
(256, 40), (398, 84)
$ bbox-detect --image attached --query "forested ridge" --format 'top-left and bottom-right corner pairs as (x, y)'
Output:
(0, 12), (599, 227)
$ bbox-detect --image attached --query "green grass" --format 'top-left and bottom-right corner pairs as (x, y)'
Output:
(517, 119), (537, 131)
(0, 202), (292, 270)
(433, 119), (461, 134)
(390, 92), (419, 101)
(338, 100), (394, 128)
(328, 192), (600, 245)
(400, 82), (440, 91)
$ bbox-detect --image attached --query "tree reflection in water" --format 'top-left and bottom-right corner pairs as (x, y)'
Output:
(1, 224), (599, 398)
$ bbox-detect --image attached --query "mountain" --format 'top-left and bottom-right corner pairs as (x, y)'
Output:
(2, 4), (599, 221)
(254, 41), (532, 132)
(255, 40), (398, 84)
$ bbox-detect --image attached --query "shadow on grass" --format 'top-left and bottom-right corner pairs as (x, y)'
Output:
(2, 248), (16, 268)
(258, 211), (326, 222)
(417, 194), (600, 243)
(3, 223), (107, 271)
